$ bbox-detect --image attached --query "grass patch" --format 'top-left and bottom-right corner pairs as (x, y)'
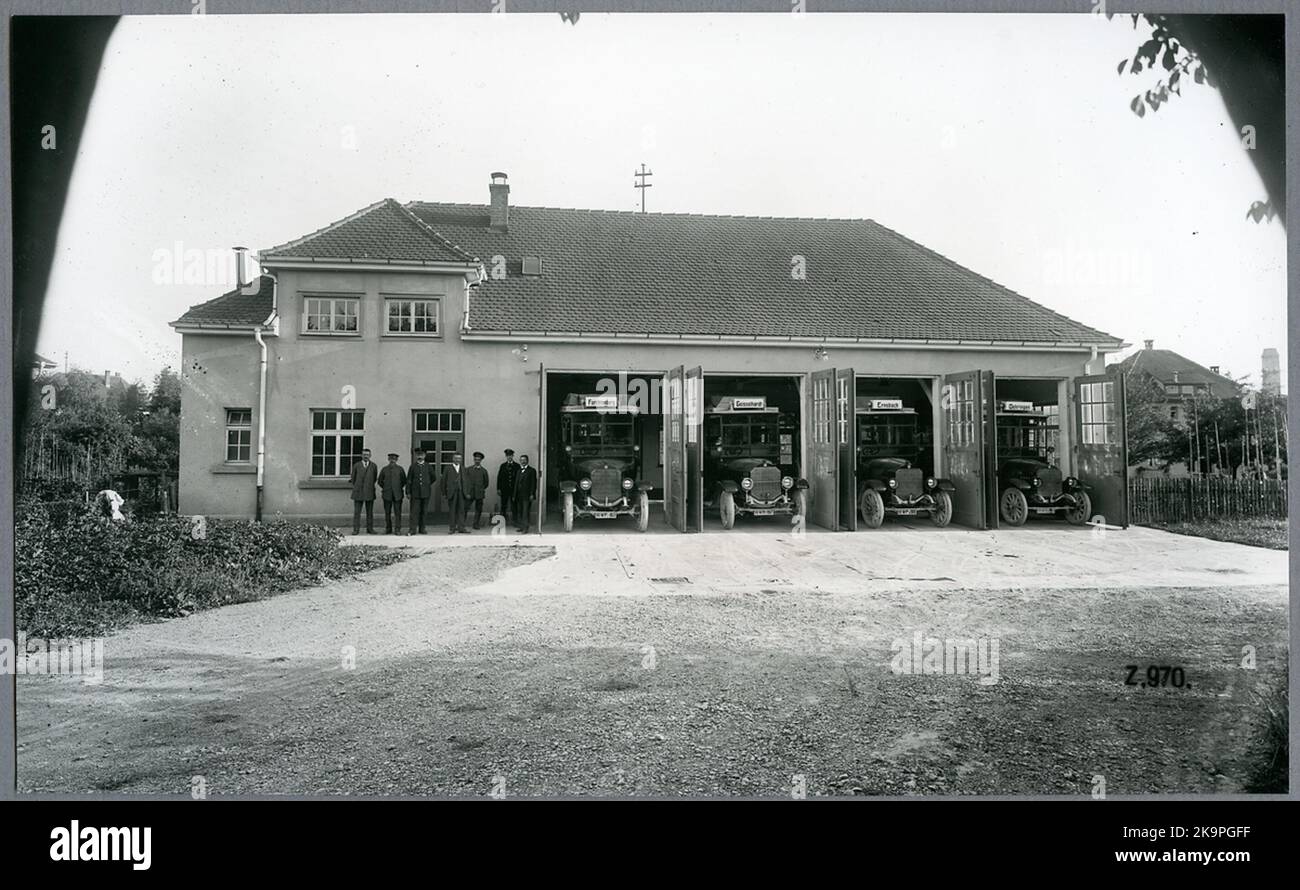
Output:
(1146, 518), (1288, 550)
(1244, 666), (1288, 793)
(16, 496), (411, 637)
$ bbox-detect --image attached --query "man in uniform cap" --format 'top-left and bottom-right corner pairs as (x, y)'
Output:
(406, 450), (434, 534)
(514, 454), (538, 534)
(463, 451), (490, 530)
(378, 452), (407, 534)
(497, 448), (520, 526)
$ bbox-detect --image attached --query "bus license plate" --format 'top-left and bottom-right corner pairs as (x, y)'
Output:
(593, 511), (618, 519)
(893, 508), (921, 516)
(752, 509), (775, 516)
(1033, 507), (1056, 515)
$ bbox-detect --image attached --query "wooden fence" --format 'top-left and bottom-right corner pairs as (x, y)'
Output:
(1129, 476), (1288, 524)
(20, 431), (127, 488)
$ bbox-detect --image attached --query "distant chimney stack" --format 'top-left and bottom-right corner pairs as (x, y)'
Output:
(1143, 339), (1154, 350)
(489, 172), (510, 230)
(1210, 365), (1220, 375)
(233, 246), (249, 289)
(1262, 347), (1282, 395)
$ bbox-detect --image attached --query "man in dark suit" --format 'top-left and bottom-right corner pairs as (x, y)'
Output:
(514, 453), (538, 534)
(463, 451), (490, 530)
(406, 450), (434, 535)
(378, 452), (407, 534)
(349, 448), (378, 534)
(497, 448), (520, 525)
(439, 451), (468, 534)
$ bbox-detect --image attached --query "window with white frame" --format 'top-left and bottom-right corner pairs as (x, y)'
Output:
(311, 409), (365, 476)
(225, 409), (252, 463)
(385, 297), (440, 335)
(302, 296), (360, 334)
(413, 410), (462, 433)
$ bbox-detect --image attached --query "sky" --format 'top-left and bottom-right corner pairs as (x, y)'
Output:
(37, 12), (1286, 388)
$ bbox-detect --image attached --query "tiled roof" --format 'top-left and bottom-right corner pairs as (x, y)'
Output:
(408, 202), (1121, 345)
(174, 198), (1123, 345)
(260, 198), (479, 265)
(171, 275), (275, 328)
(1117, 348), (1240, 398)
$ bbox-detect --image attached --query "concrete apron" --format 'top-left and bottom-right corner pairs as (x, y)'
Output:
(342, 526), (1288, 596)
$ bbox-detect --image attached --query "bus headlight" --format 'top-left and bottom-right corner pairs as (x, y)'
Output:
(741, 477), (753, 491)
(580, 478), (592, 491)
(926, 477), (936, 488)
(888, 478), (897, 489)
(781, 476), (793, 489)
(1065, 476), (1078, 488)
(622, 478), (634, 490)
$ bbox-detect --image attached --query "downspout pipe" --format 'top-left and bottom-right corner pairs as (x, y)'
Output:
(252, 272), (279, 522)
(253, 327), (268, 522)
(460, 263), (485, 334)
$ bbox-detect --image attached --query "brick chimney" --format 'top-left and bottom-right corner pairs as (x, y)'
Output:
(1210, 365), (1220, 375)
(1143, 339), (1154, 350)
(489, 172), (509, 230)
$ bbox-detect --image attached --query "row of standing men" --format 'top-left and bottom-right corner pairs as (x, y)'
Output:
(348, 447), (538, 535)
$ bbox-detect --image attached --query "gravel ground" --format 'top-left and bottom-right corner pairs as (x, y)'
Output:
(17, 543), (1288, 797)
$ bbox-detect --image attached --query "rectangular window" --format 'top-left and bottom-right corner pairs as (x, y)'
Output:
(225, 409), (252, 463)
(302, 296), (360, 334)
(385, 298), (440, 335)
(947, 379), (975, 447)
(1079, 381), (1117, 445)
(412, 410), (462, 433)
(311, 409), (365, 476)
(813, 376), (831, 445)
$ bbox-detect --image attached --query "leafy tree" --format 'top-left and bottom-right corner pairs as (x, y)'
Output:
(1117, 365), (1179, 465)
(1113, 14), (1284, 225)
(21, 365), (181, 490)
(148, 367), (181, 414)
(126, 366), (181, 473)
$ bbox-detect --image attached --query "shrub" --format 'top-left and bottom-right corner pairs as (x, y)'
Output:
(14, 497), (407, 637)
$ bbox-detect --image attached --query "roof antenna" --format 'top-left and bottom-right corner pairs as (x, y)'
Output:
(634, 163), (653, 213)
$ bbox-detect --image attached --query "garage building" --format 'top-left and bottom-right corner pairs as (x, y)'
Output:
(171, 172), (1129, 531)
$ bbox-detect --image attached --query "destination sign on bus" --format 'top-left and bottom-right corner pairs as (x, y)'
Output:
(869, 398), (905, 411)
(582, 395), (620, 409)
(999, 400), (1037, 413)
(731, 397), (767, 410)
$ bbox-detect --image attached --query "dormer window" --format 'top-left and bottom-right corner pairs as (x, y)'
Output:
(521, 256), (543, 276)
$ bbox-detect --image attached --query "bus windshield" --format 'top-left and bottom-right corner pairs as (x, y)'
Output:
(859, 416), (916, 447)
(565, 414), (636, 447)
(709, 415), (780, 457)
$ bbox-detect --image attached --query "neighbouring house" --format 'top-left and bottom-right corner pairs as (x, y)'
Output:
(1114, 339), (1243, 477)
(170, 172), (1130, 531)
(1117, 340), (1241, 424)
(31, 352), (57, 377)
